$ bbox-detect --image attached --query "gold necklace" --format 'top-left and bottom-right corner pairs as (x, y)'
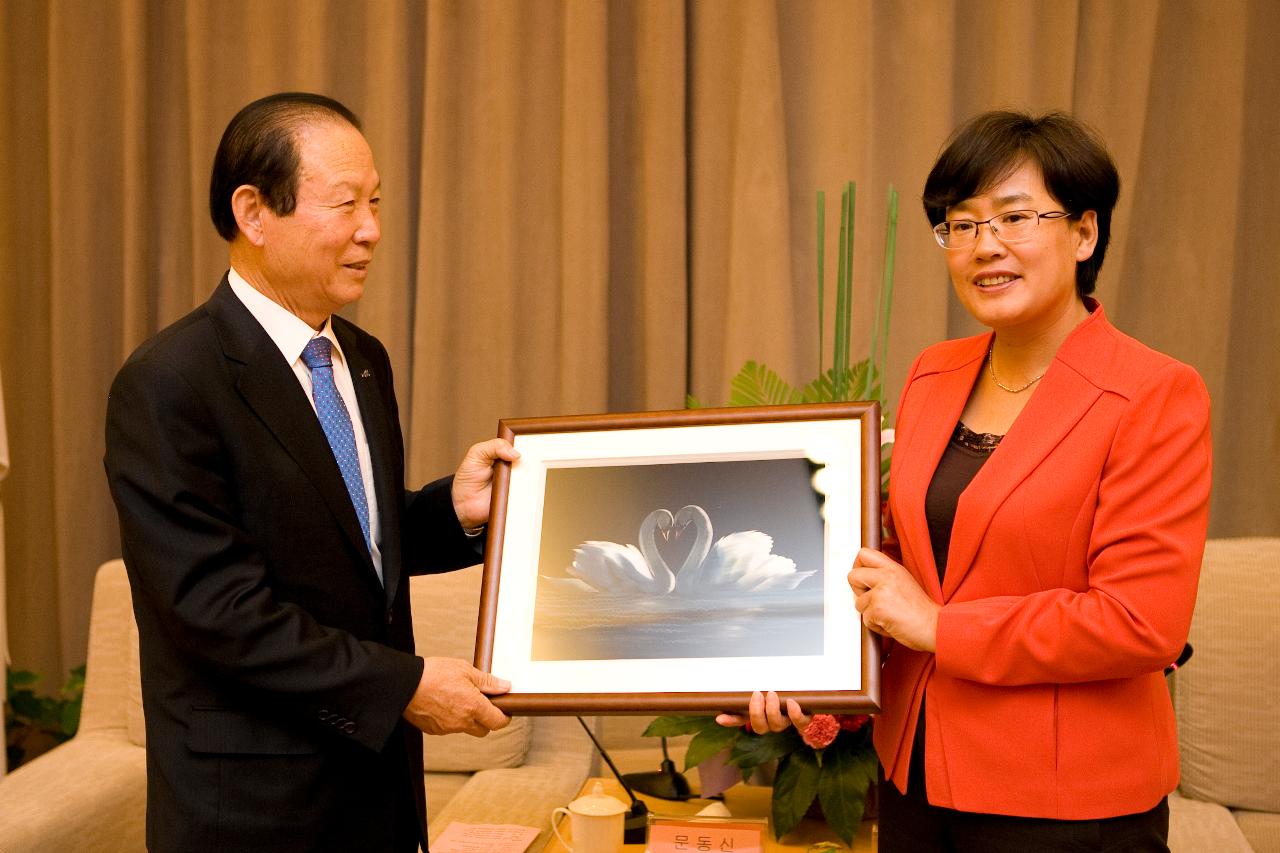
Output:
(987, 345), (1044, 393)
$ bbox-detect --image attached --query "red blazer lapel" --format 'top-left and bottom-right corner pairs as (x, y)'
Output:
(942, 306), (1115, 597)
(892, 338), (988, 600)
(943, 363), (1102, 598)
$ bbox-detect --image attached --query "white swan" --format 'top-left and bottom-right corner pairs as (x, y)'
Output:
(561, 508), (679, 594)
(546, 504), (813, 596)
(672, 505), (815, 594)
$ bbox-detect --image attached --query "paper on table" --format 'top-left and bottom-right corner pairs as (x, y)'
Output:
(433, 822), (541, 853)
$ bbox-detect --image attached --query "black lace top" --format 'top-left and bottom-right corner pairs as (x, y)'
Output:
(924, 423), (1003, 583)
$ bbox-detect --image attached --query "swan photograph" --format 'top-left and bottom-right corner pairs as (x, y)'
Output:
(479, 405), (879, 712)
(530, 456), (826, 662)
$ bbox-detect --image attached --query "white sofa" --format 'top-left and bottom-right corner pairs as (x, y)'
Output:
(0, 560), (592, 852)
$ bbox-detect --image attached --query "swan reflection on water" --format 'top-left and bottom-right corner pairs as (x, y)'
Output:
(533, 505), (822, 661)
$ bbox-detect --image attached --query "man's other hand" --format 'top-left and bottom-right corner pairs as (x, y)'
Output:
(451, 438), (520, 532)
(403, 657), (512, 737)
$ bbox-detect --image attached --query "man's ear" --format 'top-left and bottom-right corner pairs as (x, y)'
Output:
(230, 185), (268, 247)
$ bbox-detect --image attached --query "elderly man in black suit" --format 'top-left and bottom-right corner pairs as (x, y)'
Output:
(105, 92), (514, 853)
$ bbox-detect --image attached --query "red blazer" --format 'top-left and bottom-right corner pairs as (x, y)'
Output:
(873, 302), (1211, 819)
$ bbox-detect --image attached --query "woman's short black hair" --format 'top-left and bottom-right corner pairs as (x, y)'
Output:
(922, 110), (1120, 297)
(209, 92), (362, 242)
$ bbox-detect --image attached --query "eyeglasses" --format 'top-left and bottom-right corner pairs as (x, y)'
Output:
(933, 209), (1073, 249)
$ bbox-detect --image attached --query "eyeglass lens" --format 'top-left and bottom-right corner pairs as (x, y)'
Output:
(938, 210), (1040, 247)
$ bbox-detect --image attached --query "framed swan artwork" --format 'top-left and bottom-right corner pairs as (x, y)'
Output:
(475, 402), (881, 715)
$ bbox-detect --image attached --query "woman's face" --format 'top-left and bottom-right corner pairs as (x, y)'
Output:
(943, 159), (1097, 337)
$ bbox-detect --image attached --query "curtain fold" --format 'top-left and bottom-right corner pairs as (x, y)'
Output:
(1, 0), (1275, 685)
(603, 0), (688, 415)
(1, 363), (9, 668)
(47, 0), (132, 672)
(689, 0), (799, 403)
(1, 363), (8, 776)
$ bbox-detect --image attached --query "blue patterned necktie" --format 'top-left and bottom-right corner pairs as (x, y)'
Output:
(301, 337), (371, 552)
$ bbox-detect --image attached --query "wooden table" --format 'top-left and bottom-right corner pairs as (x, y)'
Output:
(543, 777), (877, 852)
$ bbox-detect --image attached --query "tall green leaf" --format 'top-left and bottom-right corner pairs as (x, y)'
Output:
(833, 184), (855, 397)
(817, 190), (825, 371)
(872, 186), (899, 388)
(843, 181), (855, 389)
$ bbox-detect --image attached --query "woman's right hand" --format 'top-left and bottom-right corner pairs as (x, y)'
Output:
(849, 547), (939, 652)
(715, 690), (812, 734)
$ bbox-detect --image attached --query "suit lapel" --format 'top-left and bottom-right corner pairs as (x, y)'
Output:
(942, 352), (1102, 598)
(335, 322), (404, 602)
(894, 343), (987, 600)
(206, 280), (376, 577)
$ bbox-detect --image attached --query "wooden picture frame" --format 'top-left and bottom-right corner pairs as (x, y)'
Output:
(475, 402), (881, 715)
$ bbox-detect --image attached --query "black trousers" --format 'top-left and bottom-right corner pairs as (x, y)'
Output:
(878, 713), (1170, 853)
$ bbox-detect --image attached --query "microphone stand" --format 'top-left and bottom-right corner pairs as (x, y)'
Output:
(575, 716), (650, 844)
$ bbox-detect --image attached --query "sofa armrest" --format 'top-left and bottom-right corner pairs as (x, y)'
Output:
(0, 732), (146, 852)
(1232, 808), (1278, 853)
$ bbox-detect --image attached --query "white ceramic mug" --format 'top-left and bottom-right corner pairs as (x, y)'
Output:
(550, 782), (627, 852)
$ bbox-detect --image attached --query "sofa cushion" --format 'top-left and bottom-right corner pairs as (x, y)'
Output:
(1173, 538), (1280, 813)
(411, 565), (532, 771)
(1166, 792), (1253, 853)
(1234, 809), (1280, 853)
(424, 718), (533, 772)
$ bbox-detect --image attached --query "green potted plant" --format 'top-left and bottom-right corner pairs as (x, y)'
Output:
(5, 664), (85, 769)
(643, 710), (876, 844)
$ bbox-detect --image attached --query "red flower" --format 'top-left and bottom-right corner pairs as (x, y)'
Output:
(801, 714), (840, 749)
(836, 714), (869, 733)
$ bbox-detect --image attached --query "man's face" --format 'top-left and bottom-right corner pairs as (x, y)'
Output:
(258, 120), (381, 325)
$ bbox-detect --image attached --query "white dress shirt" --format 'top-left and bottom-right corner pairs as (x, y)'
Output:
(228, 269), (384, 582)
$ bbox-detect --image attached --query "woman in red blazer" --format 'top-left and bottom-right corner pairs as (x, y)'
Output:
(855, 111), (1211, 851)
(733, 112), (1211, 852)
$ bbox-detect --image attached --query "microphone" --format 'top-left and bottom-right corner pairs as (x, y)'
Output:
(575, 716), (650, 844)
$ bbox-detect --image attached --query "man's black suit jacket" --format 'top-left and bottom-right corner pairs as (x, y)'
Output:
(105, 277), (481, 852)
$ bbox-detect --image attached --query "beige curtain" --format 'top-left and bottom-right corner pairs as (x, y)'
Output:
(1, 359), (9, 777)
(1, 361), (8, 776)
(1, 0), (1276, 685)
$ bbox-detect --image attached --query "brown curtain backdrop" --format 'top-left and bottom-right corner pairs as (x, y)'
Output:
(2, 0), (1276, 684)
